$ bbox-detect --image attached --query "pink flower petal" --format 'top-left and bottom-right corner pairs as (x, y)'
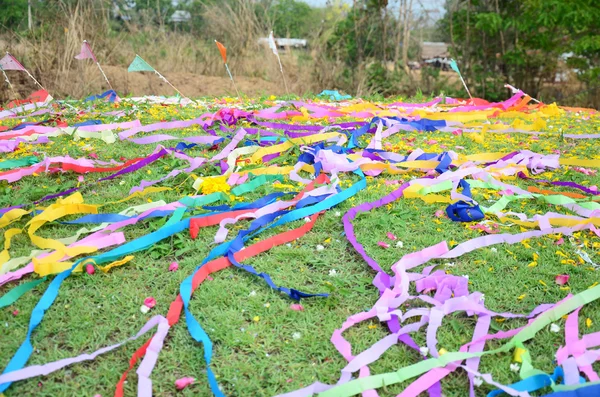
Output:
(143, 297), (156, 308)
(574, 167), (596, 176)
(207, 275), (214, 281)
(555, 274), (570, 286)
(426, 139), (438, 145)
(386, 232), (397, 240)
(78, 175), (84, 183)
(555, 238), (564, 245)
(469, 223), (499, 234)
(89, 152), (99, 159)
(435, 210), (445, 218)
(12, 310), (18, 316)
(175, 377), (195, 390)
(451, 129), (463, 136)
(377, 241), (390, 249)
(499, 189), (514, 196)
(169, 262), (179, 272)
(290, 304), (304, 311)
(85, 264), (95, 275)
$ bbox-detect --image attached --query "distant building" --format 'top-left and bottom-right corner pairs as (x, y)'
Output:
(257, 37), (308, 49)
(420, 42), (450, 70)
(169, 10), (191, 23)
(421, 42), (449, 60)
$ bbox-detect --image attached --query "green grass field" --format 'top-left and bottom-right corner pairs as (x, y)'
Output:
(1, 96), (600, 396)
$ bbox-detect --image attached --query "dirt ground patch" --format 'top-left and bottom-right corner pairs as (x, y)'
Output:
(1, 65), (289, 102)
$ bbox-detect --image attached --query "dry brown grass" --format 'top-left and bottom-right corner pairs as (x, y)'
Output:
(0, 0), (342, 101)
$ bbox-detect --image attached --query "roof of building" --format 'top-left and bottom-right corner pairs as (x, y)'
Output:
(170, 10), (191, 23)
(421, 42), (449, 59)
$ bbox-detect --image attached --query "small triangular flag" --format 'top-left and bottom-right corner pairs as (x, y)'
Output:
(75, 41), (97, 62)
(449, 59), (460, 75)
(127, 55), (155, 73)
(215, 41), (227, 64)
(0, 53), (26, 71)
(449, 58), (472, 99)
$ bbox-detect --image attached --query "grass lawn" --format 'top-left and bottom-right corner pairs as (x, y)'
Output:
(1, 95), (600, 397)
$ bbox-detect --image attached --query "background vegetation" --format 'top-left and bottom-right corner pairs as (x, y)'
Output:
(1, 0), (599, 107)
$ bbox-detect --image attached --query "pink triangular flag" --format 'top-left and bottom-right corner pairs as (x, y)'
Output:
(75, 41), (98, 62)
(0, 53), (26, 71)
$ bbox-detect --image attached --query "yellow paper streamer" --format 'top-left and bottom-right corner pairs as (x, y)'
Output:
(99, 255), (134, 273)
(0, 208), (30, 228)
(249, 132), (343, 163)
(513, 347), (526, 363)
(34, 255), (135, 276)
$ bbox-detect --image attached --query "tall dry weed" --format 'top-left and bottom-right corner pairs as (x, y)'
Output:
(0, 0), (347, 100)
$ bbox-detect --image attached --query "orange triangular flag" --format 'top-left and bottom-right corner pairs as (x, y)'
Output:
(215, 40), (227, 64)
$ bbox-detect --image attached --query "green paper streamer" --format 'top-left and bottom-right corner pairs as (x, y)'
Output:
(231, 174), (284, 196)
(321, 284), (600, 396)
(179, 192), (228, 208)
(164, 206), (186, 227)
(0, 277), (47, 309)
(0, 156), (39, 170)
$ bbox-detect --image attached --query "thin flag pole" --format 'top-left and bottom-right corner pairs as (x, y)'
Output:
(277, 56), (289, 95)
(96, 61), (114, 91)
(214, 40), (241, 98)
(1, 67), (17, 97)
(154, 69), (186, 99)
(82, 41), (114, 91)
(458, 73), (472, 100)
(449, 58), (472, 100)
(129, 54), (195, 104)
(269, 32), (289, 95)
(7, 52), (45, 91)
(224, 63), (240, 98)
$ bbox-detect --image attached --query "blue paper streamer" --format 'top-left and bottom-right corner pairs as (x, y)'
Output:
(85, 90), (118, 102)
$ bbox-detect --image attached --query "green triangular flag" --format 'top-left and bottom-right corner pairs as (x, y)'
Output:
(449, 59), (461, 75)
(127, 55), (155, 73)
